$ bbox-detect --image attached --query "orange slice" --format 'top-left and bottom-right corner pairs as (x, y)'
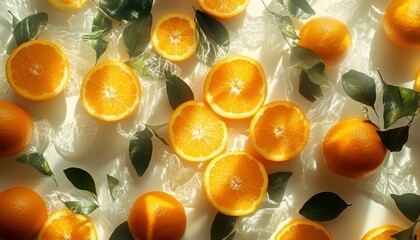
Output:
(36, 209), (98, 240)
(168, 100), (228, 162)
(6, 40), (69, 101)
(274, 219), (334, 240)
(249, 101), (310, 161)
(198, 0), (250, 19)
(204, 55), (267, 119)
(204, 151), (268, 216)
(361, 225), (404, 240)
(47, 0), (88, 10)
(80, 61), (141, 122)
(151, 12), (198, 62)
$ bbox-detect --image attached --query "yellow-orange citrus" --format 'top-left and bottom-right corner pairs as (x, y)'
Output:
(361, 225), (404, 240)
(0, 187), (48, 240)
(128, 191), (186, 240)
(382, 0), (420, 49)
(198, 0), (250, 19)
(323, 119), (387, 179)
(48, 0), (88, 10)
(298, 17), (352, 66)
(0, 100), (34, 157)
(274, 219), (334, 240)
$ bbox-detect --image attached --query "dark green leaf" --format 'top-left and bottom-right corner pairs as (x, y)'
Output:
(15, 153), (54, 176)
(391, 193), (420, 222)
(382, 83), (420, 129)
(225, 232), (236, 240)
(195, 9), (229, 52)
(62, 200), (99, 215)
(270, 12), (299, 40)
(109, 221), (134, 240)
(211, 212), (238, 240)
(8, 11), (19, 28)
(391, 220), (420, 240)
(91, 10), (113, 37)
(83, 38), (109, 63)
(306, 62), (331, 87)
(267, 172), (292, 200)
(13, 12), (48, 46)
(290, 45), (322, 70)
(377, 126), (409, 152)
(99, 0), (153, 21)
(123, 14), (152, 59)
(342, 70), (376, 108)
(129, 127), (153, 177)
(196, 25), (219, 66)
(63, 167), (97, 197)
(164, 70), (194, 110)
(299, 192), (351, 221)
(278, 0), (315, 19)
(107, 174), (120, 200)
(299, 70), (323, 102)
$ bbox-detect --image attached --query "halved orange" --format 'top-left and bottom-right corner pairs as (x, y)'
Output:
(198, 0), (250, 19)
(168, 100), (228, 162)
(6, 40), (69, 101)
(204, 55), (267, 119)
(274, 219), (334, 240)
(47, 0), (88, 10)
(361, 225), (404, 240)
(36, 209), (98, 240)
(151, 12), (198, 62)
(204, 151), (268, 216)
(80, 61), (141, 122)
(249, 101), (310, 161)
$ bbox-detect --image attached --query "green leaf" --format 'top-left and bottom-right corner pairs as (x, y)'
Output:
(195, 9), (230, 53)
(299, 192), (351, 221)
(377, 126), (409, 152)
(110, 221), (134, 240)
(299, 70), (323, 102)
(62, 200), (99, 215)
(290, 45), (322, 70)
(164, 70), (194, 110)
(391, 193), (420, 222)
(126, 53), (153, 77)
(83, 10), (113, 63)
(13, 12), (48, 47)
(391, 220), (420, 240)
(129, 127), (153, 177)
(107, 174), (120, 200)
(305, 62), (331, 87)
(278, 0), (315, 19)
(99, 0), (153, 21)
(270, 12), (299, 40)
(123, 13), (152, 59)
(8, 11), (19, 28)
(83, 38), (109, 63)
(342, 70), (377, 108)
(63, 167), (97, 197)
(267, 172), (292, 200)
(196, 24), (219, 66)
(211, 212), (238, 240)
(15, 152), (53, 176)
(382, 82), (420, 129)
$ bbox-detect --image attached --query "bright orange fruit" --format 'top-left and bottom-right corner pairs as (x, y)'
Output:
(361, 225), (404, 240)
(168, 100), (228, 162)
(6, 40), (69, 101)
(204, 55), (267, 119)
(274, 219), (334, 240)
(80, 61), (141, 122)
(47, 0), (88, 10)
(204, 151), (268, 216)
(198, 0), (250, 19)
(249, 101), (310, 161)
(151, 12), (198, 62)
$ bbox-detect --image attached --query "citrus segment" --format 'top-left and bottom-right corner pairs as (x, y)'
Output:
(168, 100), (228, 162)
(81, 61), (141, 122)
(37, 209), (97, 240)
(361, 225), (404, 240)
(6, 40), (69, 101)
(151, 13), (198, 62)
(204, 55), (267, 119)
(128, 191), (186, 240)
(249, 101), (310, 161)
(198, 0), (250, 19)
(274, 219), (334, 240)
(48, 0), (88, 10)
(204, 151), (268, 216)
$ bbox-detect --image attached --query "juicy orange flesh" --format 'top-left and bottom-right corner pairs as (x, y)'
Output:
(277, 224), (331, 240)
(201, 0), (246, 13)
(253, 105), (308, 158)
(156, 17), (195, 56)
(171, 104), (225, 158)
(369, 229), (400, 240)
(84, 65), (138, 117)
(207, 154), (265, 211)
(41, 215), (94, 239)
(208, 59), (264, 114)
(9, 43), (66, 97)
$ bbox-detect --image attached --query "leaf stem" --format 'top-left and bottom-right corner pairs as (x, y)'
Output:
(51, 176), (59, 188)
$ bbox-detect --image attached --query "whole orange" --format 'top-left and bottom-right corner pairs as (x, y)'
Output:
(382, 0), (420, 49)
(128, 191), (187, 240)
(0, 186), (48, 240)
(0, 100), (34, 157)
(322, 119), (387, 179)
(298, 16), (352, 67)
